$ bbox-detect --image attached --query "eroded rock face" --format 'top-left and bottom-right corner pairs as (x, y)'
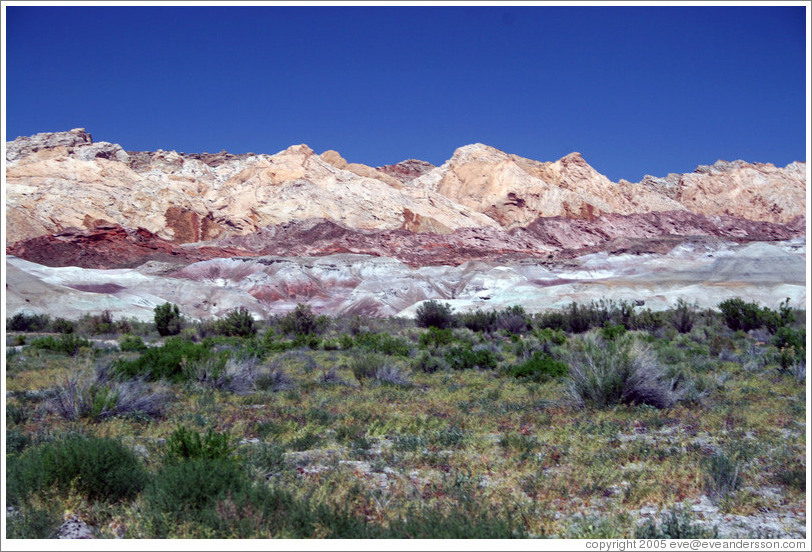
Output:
(6, 129), (805, 249)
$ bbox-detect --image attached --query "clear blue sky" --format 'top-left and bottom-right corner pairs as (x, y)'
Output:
(4, 4), (807, 182)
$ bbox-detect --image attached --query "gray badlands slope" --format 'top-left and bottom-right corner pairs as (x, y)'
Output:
(6, 238), (806, 321)
(4, 129), (807, 320)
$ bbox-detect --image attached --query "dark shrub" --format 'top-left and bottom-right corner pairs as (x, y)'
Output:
(154, 302), (183, 337)
(29, 334), (91, 356)
(671, 298), (696, 334)
(458, 309), (498, 333)
(7, 434), (147, 505)
(279, 303), (329, 336)
(496, 305), (531, 334)
(217, 307), (257, 337)
(77, 310), (117, 335)
(718, 298), (764, 332)
(415, 300), (455, 329)
(507, 352), (568, 382)
(8, 312), (50, 332)
(49, 317), (75, 334)
(566, 302), (593, 333)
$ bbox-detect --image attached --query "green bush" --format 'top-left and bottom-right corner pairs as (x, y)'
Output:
(415, 300), (455, 329)
(599, 322), (627, 342)
(507, 352), (568, 382)
(445, 345), (498, 370)
(350, 352), (386, 384)
(164, 426), (233, 464)
(154, 302), (183, 337)
(49, 317), (75, 334)
(279, 303), (329, 336)
(216, 308), (257, 337)
(119, 334), (148, 352)
(718, 298), (764, 332)
(419, 327), (455, 348)
(457, 309), (498, 333)
(113, 337), (220, 382)
(29, 334), (91, 356)
(353, 331), (411, 356)
(412, 350), (447, 373)
(7, 434), (148, 505)
(8, 312), (50, 332)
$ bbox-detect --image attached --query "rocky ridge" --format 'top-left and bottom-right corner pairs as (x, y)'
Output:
(5, 129), (806, 249)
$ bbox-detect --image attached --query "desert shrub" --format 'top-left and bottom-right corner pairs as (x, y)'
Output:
(7, 434), (148, 505)
(415, 300), (456, 329)
(507, 352), (568, 382)
(76, 310), (119, 335)
(4, 504), (60, 539)
(373, 364), (412, 386)
(244, 442), (286, 477)
(566, 333), (677, 409)
(353, 331), (411, 356)
(8, 312), (50, 332)
(6, 429), (32, 454)
(164, 426), (233, 464)
(113, 337), (221, 382)
(671, 298), (696, 333)
(457, 308), (498, 333)
(702, 450), (742, 503)
(718, 298), (764, 332)
(47, 369), (169, 421)
(412, 350), (447, 373)
(599, 322), (627, 341)
(631, 308), (666, 332)
(565, 301), (594, 333)
(154, 302), (183, 337)
(119, 334), (148, 352)
(496, 305), (531, 334)
(772, 326), (806, 375)
(29, 333), (91, 356)
(419, 327), (455, 349)
(634, 507), (718, 539)
(255, 364), (294, 392)
(445, 345), (498, 371)
(350, 352), (386, 384)
(216, 307), (257, 337)
(279, 303), (329, 336)
(536, 327), (568, 346)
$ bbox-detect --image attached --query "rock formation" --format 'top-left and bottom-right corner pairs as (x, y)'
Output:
(5, 129), (806, 249)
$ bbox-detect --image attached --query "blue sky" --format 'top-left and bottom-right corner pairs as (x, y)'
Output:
(3, 4), (807, 182)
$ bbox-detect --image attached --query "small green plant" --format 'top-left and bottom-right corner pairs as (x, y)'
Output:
(350, 352), (386, 385)
(718, 298), (764, 332)
(599, 322), (627, 341)
(154, 302), (183, 337)
(164, 426), (233, 464)
(119, 333), (148, 352)
(507, 352), (568, 382)
(445, 345), (498, 370)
